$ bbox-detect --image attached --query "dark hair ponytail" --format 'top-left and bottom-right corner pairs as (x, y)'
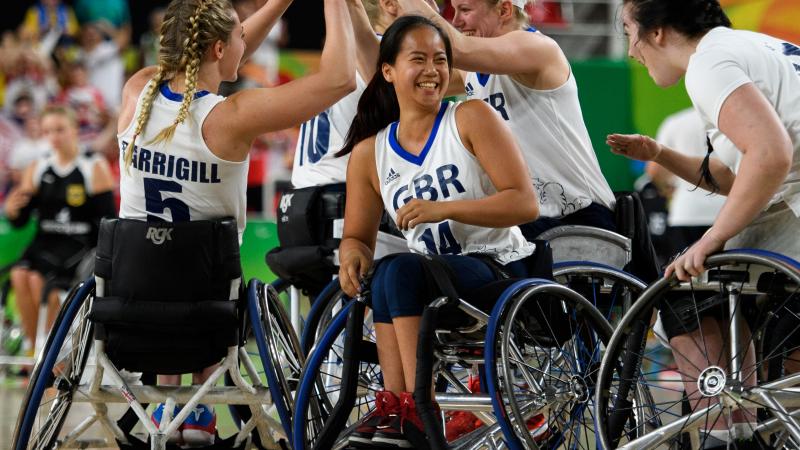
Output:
(337, 15), (452, 157)
(692, 136), (721, 194)
(337, 72), (400, 157)
(625, 0), (731, 40)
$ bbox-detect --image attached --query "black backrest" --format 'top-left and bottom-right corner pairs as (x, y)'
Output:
(90, 217), (242, 374)
(95, 217), (241, 301)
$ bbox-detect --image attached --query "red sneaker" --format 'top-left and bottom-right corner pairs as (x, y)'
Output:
(341, 390), (401, 449)
(445, 375), (484, 441)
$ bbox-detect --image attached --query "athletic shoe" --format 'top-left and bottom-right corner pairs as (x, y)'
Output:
(182, 404), (216, 446)
(151, 403), (182, 444)
(336, 391), (401, 449)
(371, 392), (434, 448)
(445, 375), (483, 441)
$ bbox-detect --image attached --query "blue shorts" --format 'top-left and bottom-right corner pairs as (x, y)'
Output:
(518, 202), (616, 242)
(369, 253), (528, 323)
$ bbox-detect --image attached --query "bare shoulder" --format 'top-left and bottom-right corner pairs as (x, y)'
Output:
(122, 66), (158, 101)
(118, 66), (159, 133)
(350, 135), (378, 165)
(454, 99), (499, 129)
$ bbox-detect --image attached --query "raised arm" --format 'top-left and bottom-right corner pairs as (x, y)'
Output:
(396, 100), (538, 230)
(339, 137), (384, 297)
(240, 0), (294, 63)
(397, 0), (567, 87)
(345, 0), (381, 81)
(215, 0), (356, 151)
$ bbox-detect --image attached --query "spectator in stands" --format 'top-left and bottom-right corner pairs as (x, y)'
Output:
(5, 106), (115, 354)
(78, 21), (127, 111)
(55, 59), (109, 147)
(8, 115), (50, 187)
(74, 0), (132, 50)
(139, 8), (165, 68)
(19, 0), (80, 46)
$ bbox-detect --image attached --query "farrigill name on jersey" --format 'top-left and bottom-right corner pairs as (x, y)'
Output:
(120, 141), (222, 184)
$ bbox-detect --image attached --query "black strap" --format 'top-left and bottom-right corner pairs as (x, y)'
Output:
(418, 254), (460, 303)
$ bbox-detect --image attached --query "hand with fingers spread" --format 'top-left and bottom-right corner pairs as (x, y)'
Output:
(664, 231), (726, 281)
(607, 133), (663, 162)
(395, 198), (449, 231)
(338, 240), (373, 298)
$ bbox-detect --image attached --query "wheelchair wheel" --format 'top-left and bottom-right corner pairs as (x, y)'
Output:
(292, 300), (382, 450)
(300, 278), (348, 356)
(246, 280), (304, 444)
(554, 261), (647, 326)
(485, 279), (613, 449)
(12, 279), (95, 450)
(596, 249), (800, 450)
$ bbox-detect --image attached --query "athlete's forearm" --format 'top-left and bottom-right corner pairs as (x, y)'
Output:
(241, 0), (292, 63)
(442, 189), (538, 228)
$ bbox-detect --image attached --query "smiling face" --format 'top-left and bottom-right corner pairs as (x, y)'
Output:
(451, 0), (505, 37)
(622, 3), (684, 87)
(382, 26), (450, 110)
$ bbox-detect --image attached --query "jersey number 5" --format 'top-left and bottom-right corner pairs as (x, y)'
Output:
(144, 177), (190, 222)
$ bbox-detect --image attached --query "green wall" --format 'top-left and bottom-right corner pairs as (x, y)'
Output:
(572, 59), (694, 191)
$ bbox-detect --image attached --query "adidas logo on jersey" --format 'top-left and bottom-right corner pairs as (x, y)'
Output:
(384, 168), (401, 185)
(146, 227), (173, 245)
(465, 82), (475, 97)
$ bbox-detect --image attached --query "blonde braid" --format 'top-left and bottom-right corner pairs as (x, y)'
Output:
(124, 68), (165, 173)
(150, 0), (210, 146)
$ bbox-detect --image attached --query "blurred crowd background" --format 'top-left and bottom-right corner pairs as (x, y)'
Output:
(0, 0), (797, 238)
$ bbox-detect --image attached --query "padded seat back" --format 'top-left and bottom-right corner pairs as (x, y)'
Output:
(89, 217), (242, 374)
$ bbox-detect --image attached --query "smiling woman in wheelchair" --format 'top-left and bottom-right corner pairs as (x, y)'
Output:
(336, 15), (538, 448)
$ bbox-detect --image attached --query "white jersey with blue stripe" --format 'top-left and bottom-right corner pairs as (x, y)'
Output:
(463, 41), (615, 218)
(117, 80), (249, 242)
(291, 73), (367, 188)
(375, 101), (535, 265)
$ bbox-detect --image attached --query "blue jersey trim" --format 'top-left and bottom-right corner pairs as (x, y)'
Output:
(388, 102), (448, 166)
(159, 83), (211, 102)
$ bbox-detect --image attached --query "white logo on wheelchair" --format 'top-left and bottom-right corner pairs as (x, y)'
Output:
(279, 193), (294, 214)
(145, 227), (173, 245)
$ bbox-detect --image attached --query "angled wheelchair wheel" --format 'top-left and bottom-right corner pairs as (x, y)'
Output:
(300, 278), (348, 356)
(596, 249), (800, 450)
(292, 300), (382, 450)
(246, 279), (305, 444)
(554, 261), (647, 326)
(12, 279), (96, 450)
(485, 279), (614, 449)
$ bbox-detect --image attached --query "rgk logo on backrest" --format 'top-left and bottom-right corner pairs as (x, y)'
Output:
(279, 193), (294, 214)
(145, 227), (173, 245)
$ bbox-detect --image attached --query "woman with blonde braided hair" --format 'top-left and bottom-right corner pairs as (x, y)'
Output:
(116, 0), (355, 444)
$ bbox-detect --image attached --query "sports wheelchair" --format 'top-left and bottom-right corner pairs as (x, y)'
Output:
(595, 249), (800, 449)
(288, 221), (650, 450)
(12, 218), (302, 450)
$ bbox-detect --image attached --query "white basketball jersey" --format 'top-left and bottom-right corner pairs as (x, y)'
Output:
(118, 80), (249, 242)
(464, 69), (615, 218)
(291, 73), (367, 188)
(375, 101), (535, 265)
